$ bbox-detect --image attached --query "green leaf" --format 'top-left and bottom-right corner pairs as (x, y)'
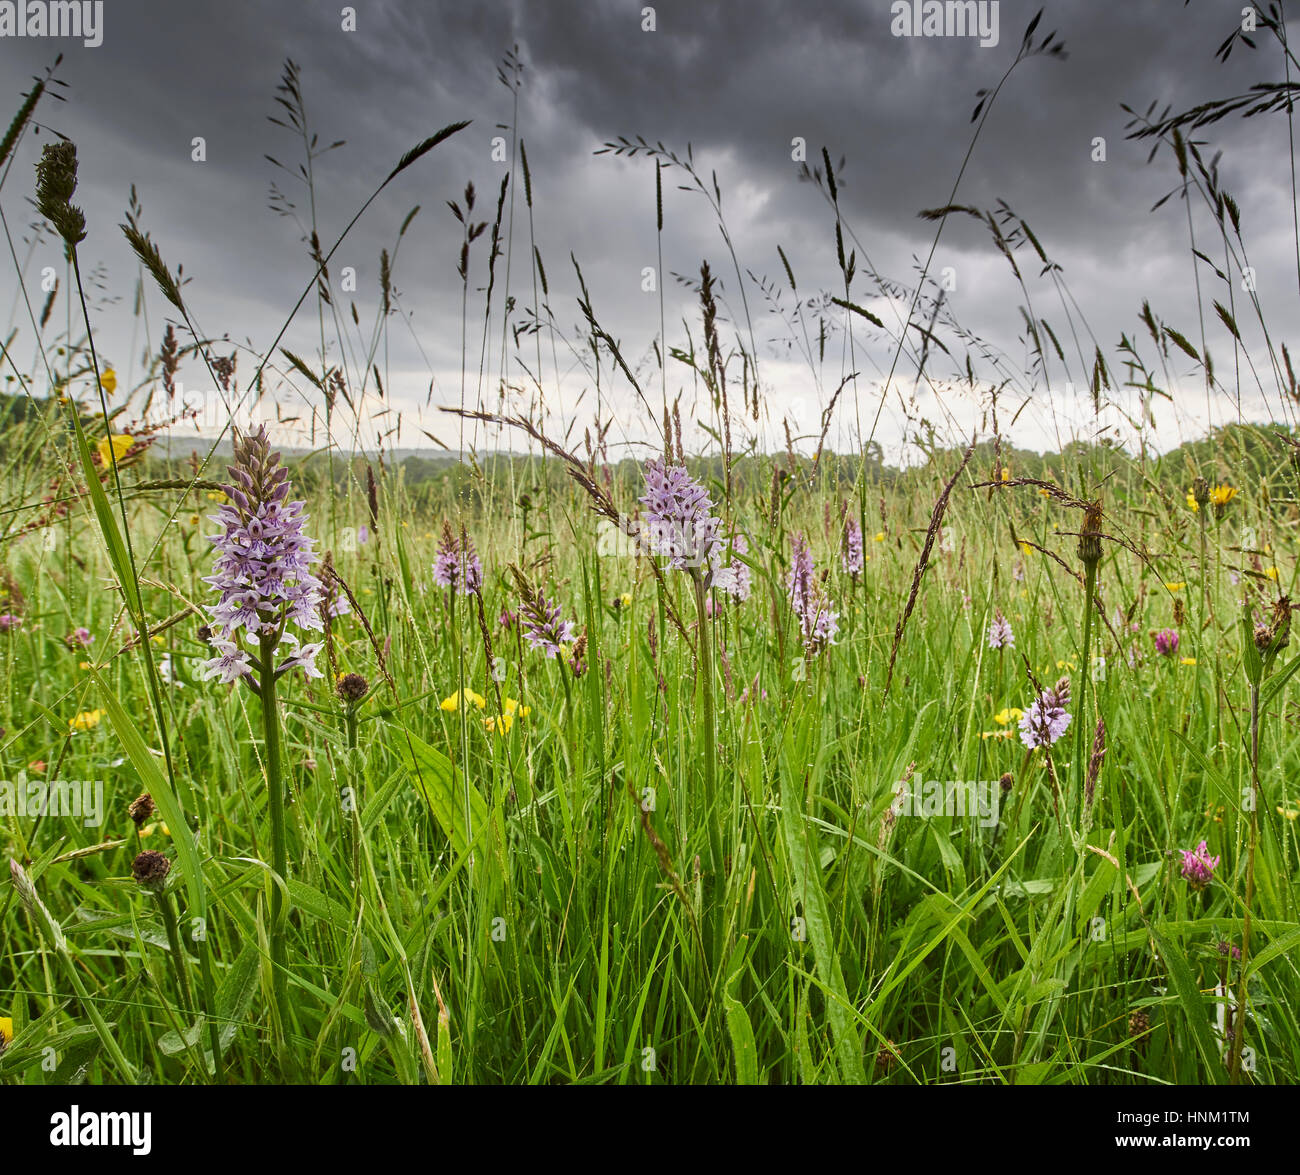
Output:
(1151, 924), (1226, 1083)
(780, 767), (867, 1084)
(395, 725), (498, 884)
(723, 982), (760, 1085)
(89, 667), (206, 921)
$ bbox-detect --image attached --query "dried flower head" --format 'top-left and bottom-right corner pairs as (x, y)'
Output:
(131, 849), (171, 891)
(1077, 499), (1103, 568)
(128, 793), (155, 827)
(336, 672), (370, 704)
(570, 631), (589, 679)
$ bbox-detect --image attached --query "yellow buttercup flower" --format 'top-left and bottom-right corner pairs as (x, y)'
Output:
(1165, 581), (1185, 592)
(1019, 541), (1034, 557)
(1266, 566), (1279, 582)
(0, 1017), (12, 1047)
(1211, 485), (1237, 508)
(68, 708), (105, 732)
(873, 532), (886, 543)
(99, 368), (117, 395)
(96, 433), (133, 466)
(993, 707), (1024, 726)
(619, 592), (632, 608)
(1180, 657), (1197, 666)
(1186, 490), (1199, 513)
(206, 490), (228, 503)
(440, 689), (485, 712)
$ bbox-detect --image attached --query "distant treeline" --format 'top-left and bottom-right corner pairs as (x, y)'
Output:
(2, 390), (1296, 508)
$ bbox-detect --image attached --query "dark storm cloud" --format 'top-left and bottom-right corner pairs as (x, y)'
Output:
(0, 0), (1291, 459)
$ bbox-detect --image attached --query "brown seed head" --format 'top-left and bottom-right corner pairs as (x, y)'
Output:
(336, 672), (370, 704)
(131, 850), (171, 890)
(1077, 499), (1103, 568)
(128, 793), (155, 827)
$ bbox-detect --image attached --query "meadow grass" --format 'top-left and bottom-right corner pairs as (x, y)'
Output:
(2, 19), (1300, 1085)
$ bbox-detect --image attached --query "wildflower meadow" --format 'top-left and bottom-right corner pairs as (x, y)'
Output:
(1, 2), (1299, 1122)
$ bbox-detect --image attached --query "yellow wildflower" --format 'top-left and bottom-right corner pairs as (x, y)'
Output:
(1180, 657), (1197, 666)
(1165, 581), (1185, 592)
(484, 713), (515, 735)
(1186, 490), (1199, 513)
(440, 689), (486, 712)
(619, 592), (632, 608)
(502, 697), (531, 718)
(1266, 566), (1279, 582)
(980, 729), (1014, 741)
(206, 490), (228, 503)
(141, 821), (171, 838)
(68, 708), (105, 732)
(96, 433), (133, 466)
(99, 368), (117, 395)
(993, 707), (1024, 726)
(1211, 484), (1237, 508)
(1276, 805), (1299, 821)
(873, 532), (885, 543)
(1019, 541), (1034, 557)
(0, 1017), (12, 1048)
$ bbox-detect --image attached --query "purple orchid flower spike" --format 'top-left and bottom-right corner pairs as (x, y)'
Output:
(198, 424), (325, 686)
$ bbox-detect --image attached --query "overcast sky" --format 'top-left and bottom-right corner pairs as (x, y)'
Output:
(0, 0), (1295, 464)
